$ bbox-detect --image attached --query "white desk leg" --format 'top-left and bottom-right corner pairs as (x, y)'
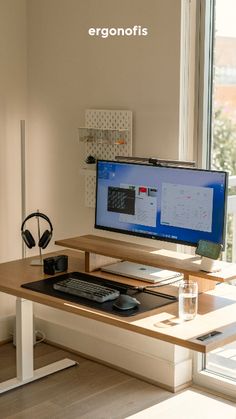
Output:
(0, 297), (77, 394)
(16, 298), (34, 381)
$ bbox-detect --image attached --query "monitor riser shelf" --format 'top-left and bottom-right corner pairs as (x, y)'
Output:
(55, 235), (236, 291)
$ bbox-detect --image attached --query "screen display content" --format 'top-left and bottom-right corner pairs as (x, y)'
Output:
(95, 160), (228, 247)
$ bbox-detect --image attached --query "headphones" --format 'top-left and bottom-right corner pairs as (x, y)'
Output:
(21, 212), (53, 249)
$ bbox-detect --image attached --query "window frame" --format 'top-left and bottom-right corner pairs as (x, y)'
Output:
(194, 0), (215, 169)
(193, 352), (236, 400)
(192, 0), (236, 398)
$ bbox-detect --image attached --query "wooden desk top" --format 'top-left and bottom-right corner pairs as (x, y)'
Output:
(0, 249), (236, 354)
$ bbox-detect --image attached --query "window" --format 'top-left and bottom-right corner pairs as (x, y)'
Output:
(211, 0), (236, 264)
(193, 0), (236, 398)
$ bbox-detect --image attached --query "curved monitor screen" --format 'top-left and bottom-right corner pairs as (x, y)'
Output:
(95, 160), (228, 247)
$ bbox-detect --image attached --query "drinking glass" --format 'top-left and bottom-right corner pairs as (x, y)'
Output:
(178, 280), (198, 321)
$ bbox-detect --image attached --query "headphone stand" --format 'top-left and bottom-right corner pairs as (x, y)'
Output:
(30, 260), (43, 266)
(30, 252), (43, 266)
(30, 212), (43, 266)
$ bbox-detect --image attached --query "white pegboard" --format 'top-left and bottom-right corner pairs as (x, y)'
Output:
(85, 173), (97, 207)
(84, 109), (132, 161)
(80, 109), (132, 207)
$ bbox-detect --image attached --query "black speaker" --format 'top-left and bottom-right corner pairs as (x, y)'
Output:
(43, 255), (68, 275)
(21, 212), (53, 249)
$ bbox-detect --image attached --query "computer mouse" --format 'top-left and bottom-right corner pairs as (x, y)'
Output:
(113, 294), (140, 311)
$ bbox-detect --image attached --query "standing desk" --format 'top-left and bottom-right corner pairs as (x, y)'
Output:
(1, 247), (236, 393)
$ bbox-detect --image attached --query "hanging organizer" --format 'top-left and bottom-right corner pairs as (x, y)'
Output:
(79, 109), (132, 207)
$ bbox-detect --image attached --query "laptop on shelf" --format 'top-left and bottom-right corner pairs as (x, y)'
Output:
(101, 261), (183, 284)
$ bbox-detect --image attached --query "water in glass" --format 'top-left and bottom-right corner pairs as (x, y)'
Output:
(178, 280), (198, 321)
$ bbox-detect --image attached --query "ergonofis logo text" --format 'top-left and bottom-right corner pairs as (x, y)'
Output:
(88, 25), (148, 38)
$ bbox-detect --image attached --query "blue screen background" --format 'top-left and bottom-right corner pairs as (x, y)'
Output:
(95, 161), (227, 246)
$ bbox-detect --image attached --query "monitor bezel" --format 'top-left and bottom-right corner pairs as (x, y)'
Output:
(95, 160), (228, 248)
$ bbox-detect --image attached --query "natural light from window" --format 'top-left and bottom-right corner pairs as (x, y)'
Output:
(207, 0), (236, 385)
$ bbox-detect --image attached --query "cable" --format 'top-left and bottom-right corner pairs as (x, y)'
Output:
(129, 277), (182, 301)
(132, 277), (183, 292)
(144, 276), (182, 289)
(35, 329), (46, 344)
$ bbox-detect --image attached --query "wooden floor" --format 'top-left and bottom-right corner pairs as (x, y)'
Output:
(0, 342), (235, 419)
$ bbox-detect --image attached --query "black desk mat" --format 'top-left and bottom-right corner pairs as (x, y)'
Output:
(22, 271), (177, 317)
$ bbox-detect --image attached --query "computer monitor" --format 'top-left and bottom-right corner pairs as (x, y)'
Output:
(95, 160), (228, 248)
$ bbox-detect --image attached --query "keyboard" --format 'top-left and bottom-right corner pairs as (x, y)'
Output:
(53, 276), (120, 303)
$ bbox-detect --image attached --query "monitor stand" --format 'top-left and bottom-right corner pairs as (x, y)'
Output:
(101, 261), (182, 284)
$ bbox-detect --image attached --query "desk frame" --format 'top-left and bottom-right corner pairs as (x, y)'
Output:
(0, 298), (76, 394)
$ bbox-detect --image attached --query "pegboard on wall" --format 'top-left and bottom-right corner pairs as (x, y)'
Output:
(79, 109), (132, 207)
(84, 172), (97, 207)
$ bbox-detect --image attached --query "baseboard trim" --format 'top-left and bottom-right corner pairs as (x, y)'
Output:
(0, 338), (12, 346)
(36, 317), (192, 391)
(0, 315), (14, 342)
(46, 338), (191, 393)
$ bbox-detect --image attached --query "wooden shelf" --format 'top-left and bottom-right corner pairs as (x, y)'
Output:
(55, 234), (236, 283)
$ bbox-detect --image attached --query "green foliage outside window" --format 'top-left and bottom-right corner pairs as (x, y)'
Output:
(212, 107), (236, 261)
(212, 107), (236, 176)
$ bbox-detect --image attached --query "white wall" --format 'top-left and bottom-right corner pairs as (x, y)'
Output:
(0, 0), (27, 324)
(0, 0), (182, 259)
(0, 0), (27, 262)
(26, 0), (181, 243)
